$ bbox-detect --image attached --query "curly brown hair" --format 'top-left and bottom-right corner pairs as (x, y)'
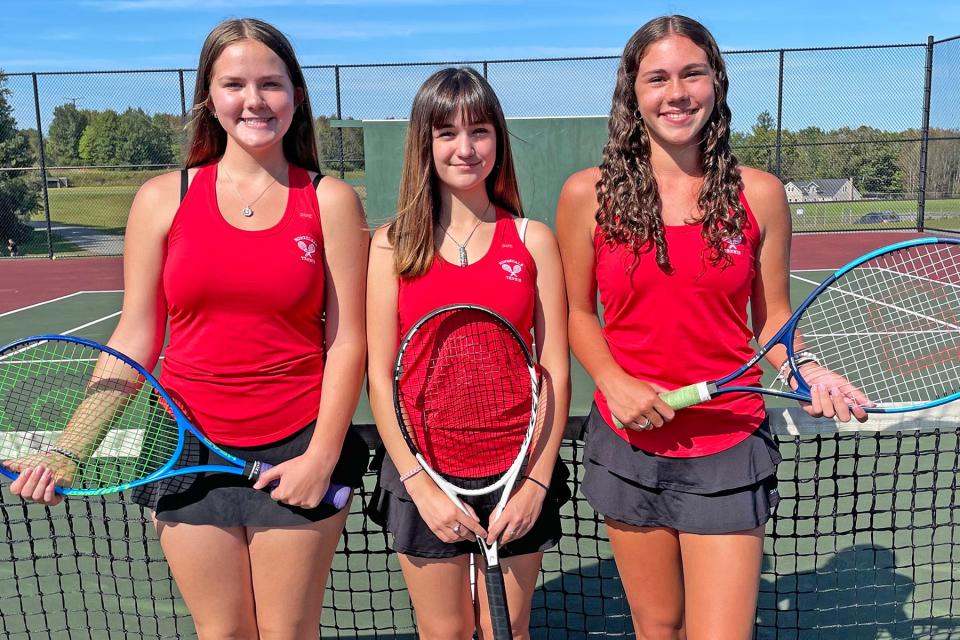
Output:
(597, 15), (746, 272)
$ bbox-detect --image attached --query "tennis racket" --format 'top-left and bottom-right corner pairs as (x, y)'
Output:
(620, 236), (959, 420)
(393, 304), (543, 640)
(0, 335), (351, 507)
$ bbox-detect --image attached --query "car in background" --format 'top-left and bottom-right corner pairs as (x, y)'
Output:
(855, 210), (900, 224)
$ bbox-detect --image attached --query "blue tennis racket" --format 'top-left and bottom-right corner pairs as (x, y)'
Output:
(0, 335), (351, 507)
(625, 237), (959, 417)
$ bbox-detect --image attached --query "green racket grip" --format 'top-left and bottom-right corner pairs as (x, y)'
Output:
(612, 382), (713, 429)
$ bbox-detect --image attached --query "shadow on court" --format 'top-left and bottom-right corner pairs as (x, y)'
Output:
(756, 544), (960, 640)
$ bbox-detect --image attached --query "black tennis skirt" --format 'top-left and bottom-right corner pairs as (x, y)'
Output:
(130, 422), (369, 527)
(366, 447), (572, 559)
(581, 404), (781, 534)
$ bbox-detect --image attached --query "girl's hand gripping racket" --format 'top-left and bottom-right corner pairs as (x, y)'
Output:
(0, 335), (351, 507)
(393, 305), (543, 640)
(617, 236), (959, 425)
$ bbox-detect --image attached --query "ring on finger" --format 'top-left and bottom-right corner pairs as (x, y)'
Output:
(452, 523), (461, 534)
(637, 418), (652, 429)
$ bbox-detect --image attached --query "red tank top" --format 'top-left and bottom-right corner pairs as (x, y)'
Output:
(397, 209), (536, 476)
(398, 209), (535, 346)
(160, 163), (326, 446)
(593, 193), (765, 457)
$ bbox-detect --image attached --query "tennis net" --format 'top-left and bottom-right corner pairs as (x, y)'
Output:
(1, 408), (958, 639)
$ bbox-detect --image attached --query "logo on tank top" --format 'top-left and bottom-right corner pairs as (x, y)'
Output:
(295, 235), (318, 264)
(499, 259), (523, 282)
(723, 233), (744, 256)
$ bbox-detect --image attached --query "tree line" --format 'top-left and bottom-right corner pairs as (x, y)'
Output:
(732, 111), (960, 198)
(1, 70), (958, 245)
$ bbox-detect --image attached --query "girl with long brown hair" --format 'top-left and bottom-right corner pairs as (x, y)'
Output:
(556, 15), (868, 639)
(366, 67), (570, 639)
(9, 18), (369, 637)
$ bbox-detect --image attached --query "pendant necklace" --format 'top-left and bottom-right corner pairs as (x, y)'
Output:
(220, 165), (280, 218)
(443, 202), (492, 266)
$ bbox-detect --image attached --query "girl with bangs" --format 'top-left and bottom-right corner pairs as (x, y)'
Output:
(366, 67), (571, 639)
(556, 15), (867, 639)
(9, 18), (370, 638)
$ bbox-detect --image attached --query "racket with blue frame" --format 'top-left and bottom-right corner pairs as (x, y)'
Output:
(0, 335), (351, 507)
(618, 237), (959, 422)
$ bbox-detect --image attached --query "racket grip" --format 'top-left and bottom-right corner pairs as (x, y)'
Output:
(659, 382), (712, 410)
(611, 382), (713, 429)
(484, 565), (513, 640)
(254, 463), (352, 509)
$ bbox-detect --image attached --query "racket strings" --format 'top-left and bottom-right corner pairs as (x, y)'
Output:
(797, 243), (959, 406)
(398, 310), (534, 481)
(0, 339), (180, 490)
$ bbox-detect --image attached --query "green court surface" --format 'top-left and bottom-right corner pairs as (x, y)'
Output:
(1, 273), (958, 639)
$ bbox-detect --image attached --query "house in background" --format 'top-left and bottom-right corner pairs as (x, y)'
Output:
(783, 178), (861, 203)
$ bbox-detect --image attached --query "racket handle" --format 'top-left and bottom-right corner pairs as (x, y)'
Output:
(612, 382), (713, 429)
(659, 382), (713, 410)
(255, 463), (353, 509)
(484, 565), (513, 640)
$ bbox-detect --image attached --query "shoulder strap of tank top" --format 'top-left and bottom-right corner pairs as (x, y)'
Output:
(519, 218), (530, 244)
(312, 173), (324, 190)
(179, 168), (188, 203)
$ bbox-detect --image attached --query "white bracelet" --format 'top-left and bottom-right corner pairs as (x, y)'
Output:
(776, 351), (820, 385)
(399, 465), (422, 483)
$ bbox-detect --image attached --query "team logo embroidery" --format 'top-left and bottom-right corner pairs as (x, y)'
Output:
(723, 233), (744, 256)
(295, 235), (318, 263)
(500, 259), (523, 282)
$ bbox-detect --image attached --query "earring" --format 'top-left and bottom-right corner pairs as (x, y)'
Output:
(633, 108), (643, 122)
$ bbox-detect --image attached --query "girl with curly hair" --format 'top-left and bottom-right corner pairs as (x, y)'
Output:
(556, 15), (867, 639)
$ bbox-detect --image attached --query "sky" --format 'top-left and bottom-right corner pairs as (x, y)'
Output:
(1, 1), (958, 133)
(3, 0), (957, 72)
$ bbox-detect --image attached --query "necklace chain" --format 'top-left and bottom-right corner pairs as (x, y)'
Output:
(442, 202), (493, 267)
(220, 165), (281, 218)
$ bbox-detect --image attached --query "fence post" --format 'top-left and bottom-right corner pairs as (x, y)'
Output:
(178, 69), (187, 119)
(483, 61), (489, 79)
(335, 65), (345, 179)
(775, 50), (785, 178)
(32, 73), (54, 259)
(917, 36), (934, 232)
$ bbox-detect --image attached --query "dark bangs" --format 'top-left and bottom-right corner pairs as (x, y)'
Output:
(427, 69), (497, 129)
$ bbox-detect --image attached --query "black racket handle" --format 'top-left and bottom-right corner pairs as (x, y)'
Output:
(485, 564), (513, 640)
(249, 462), (352, 508)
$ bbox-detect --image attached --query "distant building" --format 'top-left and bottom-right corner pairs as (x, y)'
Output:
(45, 176), (69, 188)
(783, 178), (861, 203)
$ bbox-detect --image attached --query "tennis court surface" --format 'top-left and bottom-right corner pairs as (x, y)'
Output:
(1, 255), (958, 639)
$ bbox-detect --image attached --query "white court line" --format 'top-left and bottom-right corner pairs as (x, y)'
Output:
(874, 265), (960, 290)
(0, 290), (123, 319)
(0, 292), (85, 318)
(0, 429), (146, 460)
(0, 311), (122, 361)
(790, 274), (960, 331)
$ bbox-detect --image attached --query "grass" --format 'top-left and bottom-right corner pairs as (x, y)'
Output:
(790, 198), (959, 232)
(4, 230), (82, 257)
(34, 170), (369, 232)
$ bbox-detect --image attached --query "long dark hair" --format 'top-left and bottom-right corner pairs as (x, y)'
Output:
(597, 15), (745, 272)
(388, 67), (523, 277)
(185, 18), (320, 173)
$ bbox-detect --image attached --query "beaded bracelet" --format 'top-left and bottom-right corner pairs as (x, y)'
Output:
(399, 465), (423, 483)
(49, 446), (82, 464)
(777, 351), (821, 386)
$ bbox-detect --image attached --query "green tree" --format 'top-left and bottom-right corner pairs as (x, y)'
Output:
(78, 110), (123, 166)
(115, 108), (176, 165)
(0, 72), (39, 243)
(47, 103), (89, 165)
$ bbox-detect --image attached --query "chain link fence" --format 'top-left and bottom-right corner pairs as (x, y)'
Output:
(0, 37), (957, 258)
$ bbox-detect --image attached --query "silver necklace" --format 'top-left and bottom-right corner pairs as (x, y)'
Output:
(443, 202), (492, 266)
(220, 165), (280, 218)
